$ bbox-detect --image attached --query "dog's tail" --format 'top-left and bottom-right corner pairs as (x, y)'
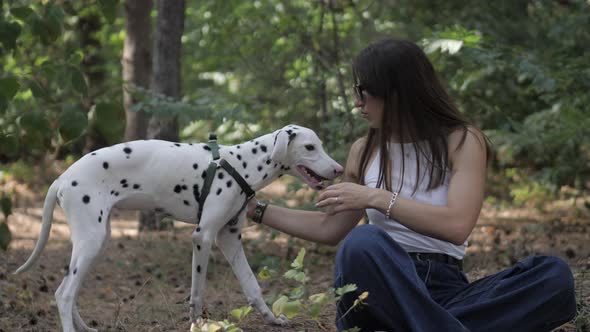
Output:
(14, 180), (59, 274)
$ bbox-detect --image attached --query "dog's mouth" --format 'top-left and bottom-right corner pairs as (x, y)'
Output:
(296, 165), (329, 190)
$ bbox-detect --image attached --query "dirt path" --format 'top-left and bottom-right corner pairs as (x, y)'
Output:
(0, 182), (588, 331)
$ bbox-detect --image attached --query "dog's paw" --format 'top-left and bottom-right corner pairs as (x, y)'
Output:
(271, 314), (289, 326)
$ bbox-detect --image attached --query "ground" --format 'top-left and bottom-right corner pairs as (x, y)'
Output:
(0, 175), (589, 332)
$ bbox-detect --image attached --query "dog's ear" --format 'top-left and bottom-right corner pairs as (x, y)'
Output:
(271, 130), (289, 164)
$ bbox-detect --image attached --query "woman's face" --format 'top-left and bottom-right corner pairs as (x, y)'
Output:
(354, 85), (384, 129)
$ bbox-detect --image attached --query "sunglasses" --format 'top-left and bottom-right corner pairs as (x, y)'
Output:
(353, 83), (366, 102)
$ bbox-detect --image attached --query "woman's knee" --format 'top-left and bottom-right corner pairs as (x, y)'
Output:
(536, 256), (576, 316)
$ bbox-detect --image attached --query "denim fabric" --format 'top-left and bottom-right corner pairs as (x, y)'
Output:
(334, 224), (576, 332)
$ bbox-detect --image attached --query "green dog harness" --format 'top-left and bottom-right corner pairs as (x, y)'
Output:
(197, 134), (255, 225)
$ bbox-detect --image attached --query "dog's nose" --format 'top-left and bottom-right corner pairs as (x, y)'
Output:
(334, 164), (344, 175)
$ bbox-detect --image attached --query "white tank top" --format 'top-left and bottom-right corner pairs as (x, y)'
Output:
(364, 143), (466, 259)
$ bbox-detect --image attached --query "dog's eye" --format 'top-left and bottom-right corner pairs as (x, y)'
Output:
(305, 144), (315, 151)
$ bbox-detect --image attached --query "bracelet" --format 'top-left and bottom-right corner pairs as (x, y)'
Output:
(252, 201), (268, 224)
(384, 191), (399, 219)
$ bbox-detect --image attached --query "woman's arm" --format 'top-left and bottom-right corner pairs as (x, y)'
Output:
(317, 128), (488, 245)
(246, 138), (368, 246)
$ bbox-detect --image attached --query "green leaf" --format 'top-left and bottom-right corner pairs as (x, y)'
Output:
(0, 222), (11, 251)
(28, 79), (48, 99)
(291, 247), (306, 269)
(59, 106), (88, 142)
(99, 0), (119, 23)
(258, 266), (272, 280)
(1, 196), (11, 218)
(0, 134), (19, 157)
(0, 21), (22, 51)
(289, 285), (305, 299)
(0, 76), (20, 100)
(94, 102), (125, 145)
(272, 295), (288, 317)
(10, 6), (34, 20)
(230, 305), (252, 321)
(70, 68), (88, 96)
(282, 300), (302, 319)
(335, 283), (357, 296)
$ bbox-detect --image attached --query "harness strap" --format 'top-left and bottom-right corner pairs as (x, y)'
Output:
(197, 134), (255, 224)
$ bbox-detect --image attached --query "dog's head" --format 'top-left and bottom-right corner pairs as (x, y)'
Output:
(271, 125), (343, 189)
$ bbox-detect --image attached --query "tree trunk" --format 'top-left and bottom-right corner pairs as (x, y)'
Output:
(140, 0), (185, 231)
(123, 0), (153, 141)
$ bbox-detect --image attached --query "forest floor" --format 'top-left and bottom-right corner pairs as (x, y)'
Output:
(0, 165), (589, 332)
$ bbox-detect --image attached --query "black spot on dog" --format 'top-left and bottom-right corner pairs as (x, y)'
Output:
(257, 166), (263, 171)
(175, 143), (181, 147)
(285, 166), (291, 171)
(238, 234), (242, 240)
(197, 245), (201, 251)
(237, 154), (242, 161)
(226, 181), (232, 188)
(202, 171), (207, 179)
(230, 228), (238, 233)
(133, 184), (141, 189)
(229, 151), (234, 155)
(274, 163), (278, 168)
(110, 190), (115, 195)
(266, 160), (271, 165)
(203, 145), (211, 151)
(255, 141), (259, 146)
(100, 210), (103, 215)
(245, 175), (249, 179)
(91, 152), (96, 156)
(197, 265), (201, 273)
(115, 192), (119, 196)
(73, 268), (77, 275)
(72, 181), (78, 186)
(103, 162), (109, 169)
(218, 172), (224, 180)
(193, 163), (198, 170)
(98, 216), (102, 223)
(196, 227), (201, 232)
(123, 147), (132, 154)
(174, 185), (182, 193)
(183, 200), (190, 206)
(182, 184), (188, 190)
(261, 145), (267, 152)
(252, 148), (257, 154)
(286, 129), (293, 135)
(216, 188), (222, 195)
(263, 174), (268, 180)
(122, 183), (128, 188)
(82, 195), (90, 204)
(121, 179), (127, 184)
(237, 145), (241, 149)
(242, 162), (248, 169)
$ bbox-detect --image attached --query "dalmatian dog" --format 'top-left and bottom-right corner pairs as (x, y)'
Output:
(14, 124), (343, 332)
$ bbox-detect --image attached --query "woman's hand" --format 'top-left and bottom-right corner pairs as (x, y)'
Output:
(246, 197), (258, 219)
(316, 182), (375, 215)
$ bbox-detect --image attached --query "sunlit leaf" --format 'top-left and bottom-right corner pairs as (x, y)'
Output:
(272, 295), (288, 317)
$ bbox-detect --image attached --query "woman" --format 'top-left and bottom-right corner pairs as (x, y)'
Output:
(247, 38), (576, 331)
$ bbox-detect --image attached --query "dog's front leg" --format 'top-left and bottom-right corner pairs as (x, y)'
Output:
(216, 217), (288, 326)
(189, 225), (215, 327)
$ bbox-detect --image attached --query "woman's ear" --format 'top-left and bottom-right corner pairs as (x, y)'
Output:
(271, 130), (289, 164)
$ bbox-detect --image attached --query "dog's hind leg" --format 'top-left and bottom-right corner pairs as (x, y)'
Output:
(56, 206), (110, 332)
(215, 215), (288, 326)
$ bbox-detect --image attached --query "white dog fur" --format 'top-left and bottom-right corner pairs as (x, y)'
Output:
(14, 124), (343, 332)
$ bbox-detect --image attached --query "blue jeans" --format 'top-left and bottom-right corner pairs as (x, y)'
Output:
(334, 224), (576, 332)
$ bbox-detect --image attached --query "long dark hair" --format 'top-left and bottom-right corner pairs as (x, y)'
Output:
(353, 38), (489, 193)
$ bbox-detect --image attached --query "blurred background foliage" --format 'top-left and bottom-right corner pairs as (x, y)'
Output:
(0, 0), (588, 211)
